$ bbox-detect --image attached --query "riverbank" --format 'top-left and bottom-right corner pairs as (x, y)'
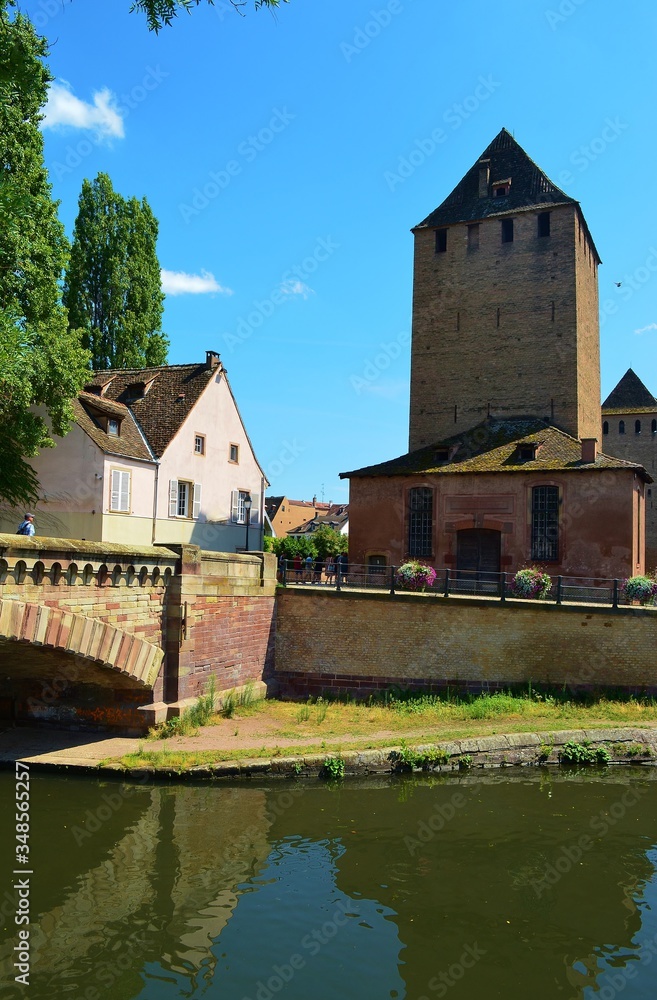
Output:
(1, 723), (657, 779)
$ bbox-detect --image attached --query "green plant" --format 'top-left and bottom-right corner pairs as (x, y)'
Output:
(321, 756), (345, 780)
(296, 701), (311, 723)
(394, 561), (437, 592)
(390, 740), (450, 771)
(458, 755), (473, 769)
(537, 743), (553, 762)
(622, 576), (657, 605)
(315, 697), (328, 724)
(511, 567), (552, 600)
(560, 741), (610, 766)
(621, 743), (653, 758)
(291, 761), (303, 775)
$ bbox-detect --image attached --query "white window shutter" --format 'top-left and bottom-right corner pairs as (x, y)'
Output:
(231, 489), (240, 523)
(110, 470), (120, 511)
(192, 482), (202, 519)
(249, 492), (259, 525)
(169, 479), (178, 517)
(119, 471), (130, 512)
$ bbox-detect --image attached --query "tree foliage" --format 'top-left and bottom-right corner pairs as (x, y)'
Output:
(130, 0), (289, 32)
(0, 1), (90, 508)
(64, 173), (168, 370)
(267, 526), (348, 560)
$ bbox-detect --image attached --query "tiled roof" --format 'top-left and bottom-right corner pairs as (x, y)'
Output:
(414, 128), (600, 261)
(602, 369), (657, 411)
(340, 418), (652, 481)
(86, 362), (218, 459)
(73, 398), (153, 462)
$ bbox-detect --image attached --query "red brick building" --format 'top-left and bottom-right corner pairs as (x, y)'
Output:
(342, 130), (650, 581)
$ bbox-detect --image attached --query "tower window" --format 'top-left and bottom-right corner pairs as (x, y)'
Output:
(435, 229), (447, 253)
(619, 420), (625, 434)
(652, 419), (657, 434)
(467, 223), (479, 250)
(538, 212), (551, 238)
(493, 180), (511, 198)
(603, 421), (609, 435)
(635, 420), (642, 434)
(501, 219), (514, 244)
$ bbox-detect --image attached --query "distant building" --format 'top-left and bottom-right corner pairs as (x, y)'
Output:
(265, 496), (331, 538)
(1, 352), (267, 552)
(287, 504), (349, 539)
(342, 129), (650, 580)
(602, 369), (657, 569)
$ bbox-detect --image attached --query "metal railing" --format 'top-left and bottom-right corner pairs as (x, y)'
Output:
(276, 561), (645, 609)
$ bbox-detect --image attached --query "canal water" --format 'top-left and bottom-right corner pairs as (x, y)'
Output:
(1, 768), (657, 999)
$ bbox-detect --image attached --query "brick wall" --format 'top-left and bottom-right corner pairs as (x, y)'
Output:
(409, 204), (601, 449)
(275, 589), (657, 697)
(602, 409), (657, 570)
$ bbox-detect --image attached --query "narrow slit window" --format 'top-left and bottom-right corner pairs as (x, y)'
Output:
(619, 420), (625, 434)
(603, 421), (609, 435)
(467, 223), (479, 250)
(435, 229), (447, 253)
(636, 419), (642, 434)
(501, 219), (514, 244)
(538, 212), (551, 238)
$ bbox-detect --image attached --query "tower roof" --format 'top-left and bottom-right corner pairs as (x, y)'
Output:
(602, 369), (657, 410)
(415, 127), (589, 233)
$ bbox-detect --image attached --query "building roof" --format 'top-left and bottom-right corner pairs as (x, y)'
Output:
(289, 505), (349, 536)
(73, 397), (153, 463)
(85, 362), (219, 459)
(414, 128), (601, 262)
(602, 369), (657, 412)
(340, 418), (652, 482)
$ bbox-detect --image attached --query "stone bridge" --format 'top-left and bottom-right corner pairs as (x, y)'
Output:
(0, 535), (276, 733)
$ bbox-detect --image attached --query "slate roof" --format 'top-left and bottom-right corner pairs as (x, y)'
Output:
(602, 369), (657, 411)
(85, 362), (219, 459)
(73, 398), (153, 463)
(415, 128), (601, 262)
(340, 418), (652, 482)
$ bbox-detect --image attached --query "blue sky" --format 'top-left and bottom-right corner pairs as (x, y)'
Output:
(25, 0), (657, 503)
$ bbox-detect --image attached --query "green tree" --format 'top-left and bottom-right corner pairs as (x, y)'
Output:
(131, 0), (289, 32)
(0, 1), (90, 508)
(310, 524), (348, 559)
(64, 173), (168, 370)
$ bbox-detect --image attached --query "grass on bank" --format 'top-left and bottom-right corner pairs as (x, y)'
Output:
(102, 686), (657, 772)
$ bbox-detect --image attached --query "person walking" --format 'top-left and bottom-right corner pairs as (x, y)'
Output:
(293, 553), (303, 583)
(313, 554), (324, 585)
(16, 513), (35, 536)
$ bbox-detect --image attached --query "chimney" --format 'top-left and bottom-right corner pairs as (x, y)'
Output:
(312, 495), (317, 506)
(581, 438), (598, 463)
(205, 350), (221, 370)
(478, 159), (490, 198)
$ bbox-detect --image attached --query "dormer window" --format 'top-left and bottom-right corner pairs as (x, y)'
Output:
(108, 418), (120, 437)
(434, 447), (451, 465)
(517, 443), (538, 462)
(493, 180), (511, 198)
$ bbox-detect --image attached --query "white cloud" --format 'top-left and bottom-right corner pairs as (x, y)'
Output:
(43, 81), (124, 139)
(161, 269), (233, 296)
(279, 279), (314, 299)
(634, 323), (657, 336)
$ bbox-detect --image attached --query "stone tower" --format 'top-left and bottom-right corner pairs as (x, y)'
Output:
(409, 128), (601, 451)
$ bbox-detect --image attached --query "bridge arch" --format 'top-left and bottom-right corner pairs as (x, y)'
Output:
(0, 598), (162, 688)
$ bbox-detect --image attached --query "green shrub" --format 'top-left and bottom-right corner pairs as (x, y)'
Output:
(389, 740), (450, 772)
(321, 756), (345, 780)
(560, 741), (609, 766)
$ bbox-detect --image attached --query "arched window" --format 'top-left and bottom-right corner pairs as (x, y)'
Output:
(408, 487), (433, 558)
(602, 421), (609, 435)
(635, 419), (642, 434)
(652, 419), (657, 434)
(619, 420), (625, 434)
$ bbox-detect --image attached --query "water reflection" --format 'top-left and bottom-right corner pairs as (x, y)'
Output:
(0, 770), (655, 999)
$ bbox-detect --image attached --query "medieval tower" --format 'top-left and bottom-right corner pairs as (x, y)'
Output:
(409, 128), (601, 451)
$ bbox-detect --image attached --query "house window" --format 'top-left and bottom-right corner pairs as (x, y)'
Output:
(194, 434), (205, 455)
(109, 469), (130, 513)
(229, 443), (239, 463)
(501, 219), (514, 244)
(531, 486), (559, 562)
(467, 224), (479, 250)
(408, 487), (433, 558)
(493, 181), (510, 198)
(635, 420), (642, 434)
(435, 229), (447, 253)
(231, 489), (258, 525)
(603, 420), (609, 435)
(169, 480), (201, 518)
(619, 420), (625, 434)
(538, 212), (551, 238)
(367, 554), (387, 577)
(108, 418), (120, 437)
